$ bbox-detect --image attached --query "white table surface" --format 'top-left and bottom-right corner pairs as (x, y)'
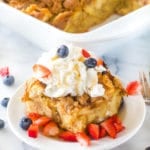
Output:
(0, 22), (150, 150)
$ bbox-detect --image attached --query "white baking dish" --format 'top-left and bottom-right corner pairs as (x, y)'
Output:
(0, 2), (150, 51)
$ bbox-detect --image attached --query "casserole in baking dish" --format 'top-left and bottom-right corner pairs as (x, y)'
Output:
(0, 1), (150, 51)
(4, 0), (150, 33)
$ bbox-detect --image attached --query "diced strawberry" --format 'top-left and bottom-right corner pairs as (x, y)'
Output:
(59, 131), (77, 142)
(28, 124), (38, 138)
(34, 116), (51, 127)
(110, 115), (121, 124)
(43, 121), (60, 137)
(97, 58), (103, 66)
(33, 64), (51, 78)
(111, 115), (125, 133)
(0, 67), (9, 77)
(101, 117), (117, 138)
(100, 115), (125, 138)
(99, 126), (107, 138)
(27, 113), (42, 122)
(114, 122), (125, 133)
(76, 132), (91, 146)
(82, 49), (91, 58)
(126, 81), (140, 95)
(87, 123), (99, 140)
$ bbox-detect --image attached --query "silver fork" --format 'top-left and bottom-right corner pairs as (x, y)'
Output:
(139, 72), (150, 105)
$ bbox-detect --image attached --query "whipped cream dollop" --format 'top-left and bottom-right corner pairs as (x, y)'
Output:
(33, 45), (106, 98)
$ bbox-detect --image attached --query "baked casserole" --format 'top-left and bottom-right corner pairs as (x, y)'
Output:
(5, 0), (150, 33)
(22, 45), (126, 133)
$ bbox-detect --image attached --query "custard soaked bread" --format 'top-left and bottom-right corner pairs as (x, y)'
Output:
(22, 45), (126, 133)
(6, 0), (150, 33)
(117, 0), (150, 15)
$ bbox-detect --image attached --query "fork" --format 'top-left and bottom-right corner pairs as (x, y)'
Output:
(139, 72), (150, 105)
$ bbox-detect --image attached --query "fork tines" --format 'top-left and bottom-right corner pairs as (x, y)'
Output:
(139, 72), (150, 104)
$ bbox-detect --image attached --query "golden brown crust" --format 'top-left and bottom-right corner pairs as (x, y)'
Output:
(51, 11), (73, 30)
(116, 0), (150, 15)
(6, 0), (150, 33)
(22, 71), (125, 132)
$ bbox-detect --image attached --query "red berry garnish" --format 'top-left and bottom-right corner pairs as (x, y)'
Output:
(82, 49), (91, 58)
(59, 131), (77, 142)
(76, 132), (91, 146)
(126, 81), (140, 95)
(0, 67), (9, 77)
(33, 64), (51, 78)
(97, 58), (103, 66)
(28, 124), (38, 138)
(87, 123), (99, 140)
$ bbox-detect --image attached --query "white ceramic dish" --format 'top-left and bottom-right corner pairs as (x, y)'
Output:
(7, 83), (146, 150)
(0, 2), (150, 51)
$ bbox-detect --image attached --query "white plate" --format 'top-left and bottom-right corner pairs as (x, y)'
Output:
(7, 84), (146, 150)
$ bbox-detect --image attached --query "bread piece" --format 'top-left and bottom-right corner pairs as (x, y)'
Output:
(116, 0), (150, 15)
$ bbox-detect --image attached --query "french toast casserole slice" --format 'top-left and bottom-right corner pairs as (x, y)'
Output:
(22, 71), (125, 133)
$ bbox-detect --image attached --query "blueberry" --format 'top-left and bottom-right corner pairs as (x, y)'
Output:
(20, 117), (32, 130)
(1, 97), (9, 107)
(3, 75), (15, 86)
(0, 119), (5, 129)
(84, 58), (97, 68)
(57, 45), (69, 58)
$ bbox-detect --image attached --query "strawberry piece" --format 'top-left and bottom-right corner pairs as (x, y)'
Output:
(27, 113), (42, 122)
(43, 121), (59, 137)
(76, 132), (91, 146)
(111, 115), (125, 133)
(114, 122), (125, 133)
(97, 59), (103, 66)
(87, 123), (99, 140)
(101, 115), (125, 138)
(0, 67), (9, 77)
(99, 126), (107, 138)
(82, 49), (91, 58)
(101, 117), (117, 138)
(33, 64), (51, 78)
(111, 115), (122, 124)
(34, 116), (51, 127)
(59, 131), (77, 142)
(126, 81), (140, 95)
(28, 124), (38, 138)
